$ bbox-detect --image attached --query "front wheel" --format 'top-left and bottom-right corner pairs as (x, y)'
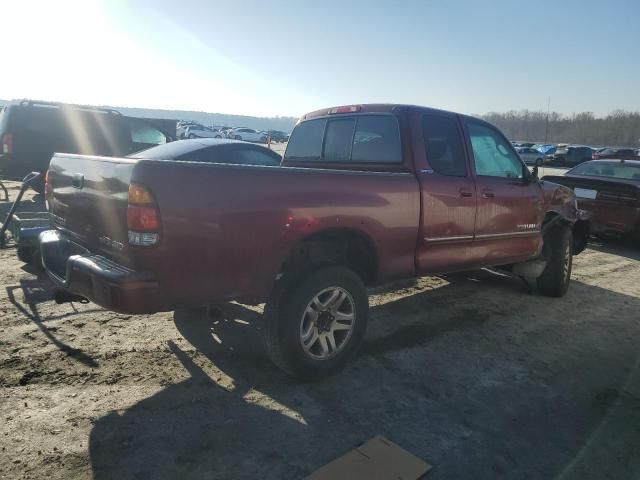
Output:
(188, 133), (197, 139)
(263, 266), (369, 380)
(234, 135), (242, 141)
(537, 224), (573, 297)
(536, 158), (543, 167)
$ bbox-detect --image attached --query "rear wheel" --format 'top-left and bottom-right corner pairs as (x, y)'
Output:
(235, 135), (242, 141)
(536, 158), (543, 167)
(263, 265), (369, 380)
(537, 224), (573, 297)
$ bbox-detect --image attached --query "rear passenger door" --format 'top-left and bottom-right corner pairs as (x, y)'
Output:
(414, 111), (477, 273)
(464, 120), (543, 265)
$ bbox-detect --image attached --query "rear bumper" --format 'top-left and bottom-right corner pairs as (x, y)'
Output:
(39, 229), (162, 314)
(577, 200), (640, 237)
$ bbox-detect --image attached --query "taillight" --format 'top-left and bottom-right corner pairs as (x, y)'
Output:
(44, 169), (53, 201)
(2, 133), (12, 154)
(127, 183), (160, 246)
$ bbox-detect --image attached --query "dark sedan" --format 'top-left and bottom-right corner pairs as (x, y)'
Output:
(265, 130), (289, 143)
(128, 138), (281, 166)
(543, 159), (640, 240)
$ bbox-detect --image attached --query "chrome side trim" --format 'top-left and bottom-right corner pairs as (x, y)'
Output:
(424, 234), (474, 243)
(475, 231), (540, 240)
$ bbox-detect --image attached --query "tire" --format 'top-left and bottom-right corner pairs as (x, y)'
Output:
(536, 158), (543, 167)
(234, 135), (242, 141)
(263, 265), (369, 380)
(188, 134), (197, 139)
(17, 246), (34, 264)
(537, 223), (573, 297)
(215, 135), (222, 138)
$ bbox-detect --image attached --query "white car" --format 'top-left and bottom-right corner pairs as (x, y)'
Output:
(184, 125), (226, 139)
(516, 147), (545, 166)
(228, 127), (268, 143)
(177, 122), (203, 139)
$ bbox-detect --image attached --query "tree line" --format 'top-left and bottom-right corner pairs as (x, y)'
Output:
(481, 110), (640, 147)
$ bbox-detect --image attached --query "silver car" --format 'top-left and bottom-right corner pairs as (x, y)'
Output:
(516, 147), (545, 166)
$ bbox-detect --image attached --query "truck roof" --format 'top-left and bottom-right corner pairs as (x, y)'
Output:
(300, 103), (471, 121)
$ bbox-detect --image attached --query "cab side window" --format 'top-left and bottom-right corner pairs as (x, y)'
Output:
(422, 114), (467, 176)
(467, 122), (523, 179)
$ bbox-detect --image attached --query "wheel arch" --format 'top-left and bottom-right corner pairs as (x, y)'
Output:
(278, 228), (379, 287)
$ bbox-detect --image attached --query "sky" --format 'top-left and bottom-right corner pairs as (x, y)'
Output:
(1, 0), (638, 118)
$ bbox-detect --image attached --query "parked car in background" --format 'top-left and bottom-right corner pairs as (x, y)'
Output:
(184, 125), (227, 139)
(266, 130), (289, 143)
(543, 159), (640, 241)
(177, 121), (203, 139)
(0, 99), (173, 192)
(128, 138), (281, 165)
(228, 127), (268, 143)
(512, 141), (536, 148)
(550, 146), (593, 166)
(592, 147), (638, 160)
(212, 126), (232, 137)
(516, 147), (545, 166)
(41, 103), (588, 379)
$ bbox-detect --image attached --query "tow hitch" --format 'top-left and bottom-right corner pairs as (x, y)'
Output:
(54, 290), (89, 305)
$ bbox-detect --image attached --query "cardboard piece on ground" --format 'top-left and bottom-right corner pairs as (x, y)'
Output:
(305, 435), (432, 480)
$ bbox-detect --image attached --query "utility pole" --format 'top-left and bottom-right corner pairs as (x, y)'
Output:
(544, 96), (551, 143)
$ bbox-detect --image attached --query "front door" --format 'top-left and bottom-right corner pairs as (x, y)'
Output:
(464, 120), (544, 266)
(416, 111), (477, 273)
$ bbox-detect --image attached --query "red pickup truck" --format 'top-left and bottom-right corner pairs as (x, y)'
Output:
(40, 104), (589, 379)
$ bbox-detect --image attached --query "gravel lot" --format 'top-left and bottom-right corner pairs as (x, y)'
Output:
(1, 177), (639, 480)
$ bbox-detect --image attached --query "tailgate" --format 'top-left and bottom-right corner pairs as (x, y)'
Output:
(47, 153), (137, 264)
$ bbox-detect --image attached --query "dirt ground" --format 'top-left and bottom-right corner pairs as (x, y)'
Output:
(1, 178), (639, 480)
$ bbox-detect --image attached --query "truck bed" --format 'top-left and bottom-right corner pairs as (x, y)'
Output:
(46, 154), (420, 310)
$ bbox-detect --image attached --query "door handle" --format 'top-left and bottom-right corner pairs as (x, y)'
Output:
(459, 189), (473, 198)
(482, 189), (494, 198)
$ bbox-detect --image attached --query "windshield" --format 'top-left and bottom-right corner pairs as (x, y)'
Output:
(569, 161), (640, 180)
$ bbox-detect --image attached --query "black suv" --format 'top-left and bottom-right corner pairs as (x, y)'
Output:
(551, 146), (593, 166)
(0, 100), (174, 191)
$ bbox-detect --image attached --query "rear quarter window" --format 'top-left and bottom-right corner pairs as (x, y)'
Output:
(351, 115), (402, 163)
(284, 118), (326, 161)
(285, 115), (401, 164)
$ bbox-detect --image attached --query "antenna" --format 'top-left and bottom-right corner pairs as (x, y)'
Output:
(544, 97), (551, 143)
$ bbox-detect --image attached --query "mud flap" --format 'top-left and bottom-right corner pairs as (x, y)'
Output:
(573, 211), (591, 255)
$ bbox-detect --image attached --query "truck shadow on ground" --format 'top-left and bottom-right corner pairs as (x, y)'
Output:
(88, 270), (640, 480)
(586, 237), (640, 261)
(5, 276), (100, 367)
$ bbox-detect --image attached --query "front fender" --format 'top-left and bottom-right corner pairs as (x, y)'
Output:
(540, 180), (591, 255)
